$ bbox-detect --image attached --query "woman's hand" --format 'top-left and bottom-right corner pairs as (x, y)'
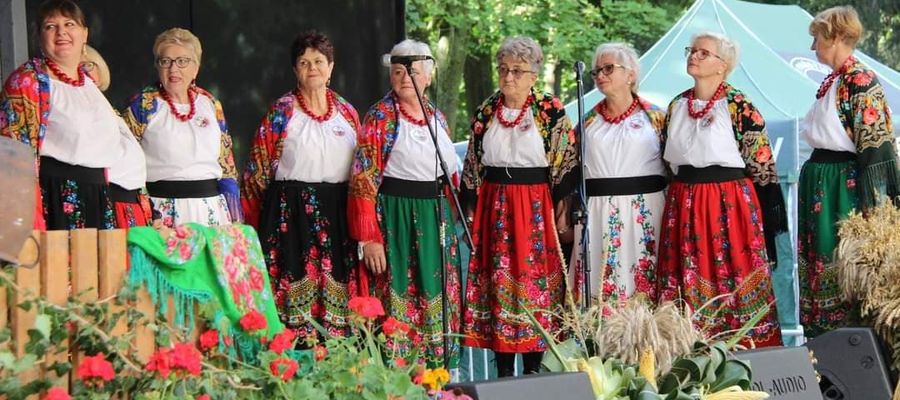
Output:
(555, 198), (574, 243)
(363, 242), (388, 274)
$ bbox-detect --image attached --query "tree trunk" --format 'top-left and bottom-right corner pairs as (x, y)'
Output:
(464, 50), (494, 124)
(434, 25), (469, 141)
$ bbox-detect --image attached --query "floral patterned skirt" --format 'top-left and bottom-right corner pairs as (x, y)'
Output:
(657, 178), (782, 347)
(569, 191), (663, 303)
(110, 184), (151, 228)
(39, 156), (114, 230)
(151, 195), (232, 228)
(463, 182), (565, 353)
(372, 193), (461, 368)
(798, 159), (858, 337)
(258, 181), (357, 338)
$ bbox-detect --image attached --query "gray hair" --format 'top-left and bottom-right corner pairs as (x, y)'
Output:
(592, 42), (640, 92)
(690, 31), (740, 77)
(382, 39), (434, 77)
(496, 36), (543, 73)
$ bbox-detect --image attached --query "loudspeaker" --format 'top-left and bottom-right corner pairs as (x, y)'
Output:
(732, 346), (823, 400)
(446, 372), (594, 400)
(806, 328), (893, 400)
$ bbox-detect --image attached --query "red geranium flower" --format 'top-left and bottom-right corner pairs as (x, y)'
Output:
(196, 395), (211, 400)
(170, 343), (202, 376)
(269, 357), (299, 381)
(76, 353), (115, 387)
(145, 348), (173, 377)
(239, 309), (268, 332)
(44, 387), (71, 400)
(269, 329), (297, 355)
(199, 329), (219, 352)
(348, 296), (385, 319)
(382, 317), (411, 337)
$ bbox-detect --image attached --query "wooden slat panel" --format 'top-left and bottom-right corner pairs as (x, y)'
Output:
(134, 287), (156, 362)
(12, 232), (45, 387)
(70, 229), (99, 381)
(98, 229), (127, 337)
(40, 230), (70, 390)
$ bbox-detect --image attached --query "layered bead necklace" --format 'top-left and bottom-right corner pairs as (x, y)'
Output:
(816, 56), (855, 99)
(397, 99), (432, 126)
(295, 88), (335, 122)
(45, 58), (85, 87)
(597, 96), (640, 124)
(495, 93), (534, 128)
(159, 85), (197, 122)
(686, 82), (726, 119)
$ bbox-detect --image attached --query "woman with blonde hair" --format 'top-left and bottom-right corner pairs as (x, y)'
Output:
(798, 6), (899, 336)
(656, 31), (786, 347)
(123, 27), (241, 227)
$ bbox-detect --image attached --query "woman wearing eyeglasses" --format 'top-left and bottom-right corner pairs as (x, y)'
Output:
(657, 32), (786, 347)
(348, 39), (461, 367)
(567, 43), (666, 304)
(81, 45), (152, 229)
(461, 36), (578, 376)
(123, 28), (241, 228)
(241, 31), (360, 339)
(798, 7), (898, 337)
(0, 0), (124, 230)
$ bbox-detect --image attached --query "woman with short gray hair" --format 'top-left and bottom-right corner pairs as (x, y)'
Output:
(348, 39), (461, 367)
(657, 31), (785, 347)
(567, 42), (666, 305)
(462, 36), (578, 376)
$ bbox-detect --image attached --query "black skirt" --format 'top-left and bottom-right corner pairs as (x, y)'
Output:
(39, 156), (114, 230)
(258, 180), (357, 338)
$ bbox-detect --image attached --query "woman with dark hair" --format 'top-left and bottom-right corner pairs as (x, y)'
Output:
(123, 28), (242, 228)
(242, 31), (361, 338)
(799, 6), (899, 336)
(0, 0), (122, 230)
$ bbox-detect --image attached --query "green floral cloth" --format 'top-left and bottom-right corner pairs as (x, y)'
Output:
(127, 223), (284, 359)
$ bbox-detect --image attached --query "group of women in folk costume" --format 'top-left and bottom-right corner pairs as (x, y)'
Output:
(4, 0), (896, 375)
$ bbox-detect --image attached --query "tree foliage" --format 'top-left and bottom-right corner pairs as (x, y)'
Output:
(406, 0), (675, 141)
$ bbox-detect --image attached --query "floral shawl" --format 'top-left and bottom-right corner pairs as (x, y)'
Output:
(460, 90), (578, 210)
(122, 84), (243, 223)
(0, 58), (56, 230)
(240, 89), (360, 228)
(347, 91), (453, 244)
(664, 83), (788, 260)
(834, 58), (899, 208)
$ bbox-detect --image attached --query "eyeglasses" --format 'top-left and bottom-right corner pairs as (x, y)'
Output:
(590, 64), (627, 78)
(497, 66), (535, 79)
(156, 57), (193, 69)
(684, 47), (724, 61)
(80, 61), (97, 72)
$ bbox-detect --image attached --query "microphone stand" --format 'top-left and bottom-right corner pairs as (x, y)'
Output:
(401, 61), (474, 370)
(573, 61), (591, 311)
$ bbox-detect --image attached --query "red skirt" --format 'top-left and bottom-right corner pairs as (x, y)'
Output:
(657, 178), (782, 348)
(111, 185), (151, 229)
(463, 181), (565, 353)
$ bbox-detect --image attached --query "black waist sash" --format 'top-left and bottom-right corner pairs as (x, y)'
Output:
(586, 175), (667, 196)
(484, 166), (549, 184)
(809, 148), (855, 163)
(109, 184), (141, 203)
(379, 176), (442, 199)
(675, 165), (746, 183)
(146, 179), (218, 198)
(39, 156), (105, 184)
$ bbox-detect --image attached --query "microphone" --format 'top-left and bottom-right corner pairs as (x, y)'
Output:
(574, 61), (585, 78)
(390, 55), (434, 66)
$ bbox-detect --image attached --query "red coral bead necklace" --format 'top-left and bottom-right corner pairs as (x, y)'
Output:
(495, 94), (534, 128)
(45, 58), (85, 87)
